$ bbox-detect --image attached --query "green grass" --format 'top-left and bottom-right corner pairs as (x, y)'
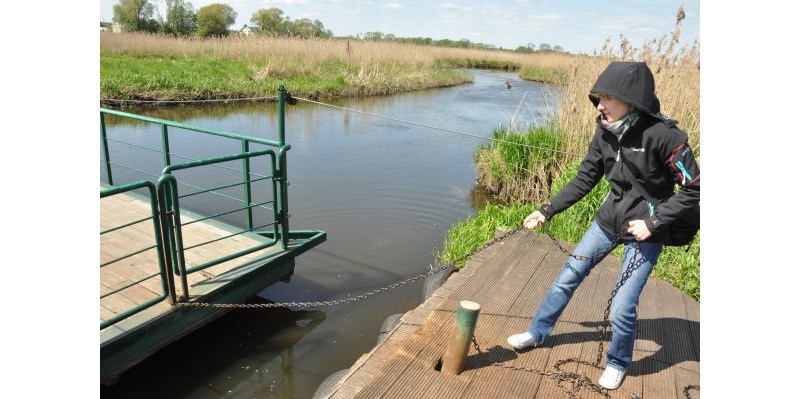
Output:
(520, 66), (568, 84)
(438, 58), (521, 71)
(100, 53), (472, 100)
(475, 124), (563, 204)
(437, 202), (534, 268)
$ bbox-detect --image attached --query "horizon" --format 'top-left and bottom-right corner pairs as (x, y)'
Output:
(99, 0), (700, 55)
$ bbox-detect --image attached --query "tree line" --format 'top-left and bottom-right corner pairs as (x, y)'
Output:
(112, 0), (332, 38)
(359, 32), (565, 53)
(110, 0), (566, 53)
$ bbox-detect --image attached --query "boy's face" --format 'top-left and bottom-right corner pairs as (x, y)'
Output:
(596, 94), (632, 123)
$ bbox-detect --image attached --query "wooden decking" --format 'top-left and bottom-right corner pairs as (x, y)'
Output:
(100, 189), (278, 331)
(331, 229), (700, 399)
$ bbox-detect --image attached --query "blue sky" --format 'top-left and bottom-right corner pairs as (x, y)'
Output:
(99, 0), (699, 54)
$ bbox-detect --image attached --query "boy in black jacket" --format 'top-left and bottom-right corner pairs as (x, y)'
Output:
(506, 62), (700, 390)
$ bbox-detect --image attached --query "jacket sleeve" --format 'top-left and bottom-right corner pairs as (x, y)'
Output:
(539, 131), (605, 219)
(643, 136), (700, 232)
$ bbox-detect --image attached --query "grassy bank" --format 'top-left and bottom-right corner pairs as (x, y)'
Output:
(100, 32), (571, 101)
(100, 53), (472, 100)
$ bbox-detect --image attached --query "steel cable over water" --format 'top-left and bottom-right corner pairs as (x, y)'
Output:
(176, 227), (699, 399)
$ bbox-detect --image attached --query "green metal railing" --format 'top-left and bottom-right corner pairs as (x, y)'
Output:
(100, 86), (297, 327)
(157, 149), (280, 301)
(100, 181), (171, 329)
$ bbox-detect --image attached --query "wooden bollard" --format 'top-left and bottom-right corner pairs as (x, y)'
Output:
(441, 300), (481, 375)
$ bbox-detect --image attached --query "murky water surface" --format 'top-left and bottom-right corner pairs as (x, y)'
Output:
(101, 70), (558, 398)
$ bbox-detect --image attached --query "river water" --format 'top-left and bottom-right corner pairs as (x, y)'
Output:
(100, 69), (558, 398)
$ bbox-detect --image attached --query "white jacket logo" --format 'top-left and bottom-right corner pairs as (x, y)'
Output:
(631, 147), (645, 152)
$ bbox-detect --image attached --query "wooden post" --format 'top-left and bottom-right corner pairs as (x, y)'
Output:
(441, 300), (481, 375)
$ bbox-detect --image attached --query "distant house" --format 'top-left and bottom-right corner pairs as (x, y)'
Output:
(100, 22), (122, 33)
(239, 24), (261, 36)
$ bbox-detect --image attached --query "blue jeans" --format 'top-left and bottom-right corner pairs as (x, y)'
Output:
(527, 220), (663, 371)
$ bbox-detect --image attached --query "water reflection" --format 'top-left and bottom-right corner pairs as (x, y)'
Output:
(101, 297), (326, 398)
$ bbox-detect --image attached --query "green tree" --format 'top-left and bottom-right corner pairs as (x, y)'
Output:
(538, 43), (552, 52)
(164, 0), (196, 36)
(112, 0), (155, 32)
(363, 31), (384, 41)
(287, 18), (332, 38)
(196, 3), (237, 37)
(514, 45), (534, 54)
(250, 8), (287, 36)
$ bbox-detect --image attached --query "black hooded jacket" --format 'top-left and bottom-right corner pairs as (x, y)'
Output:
(538, 62), (700, 242)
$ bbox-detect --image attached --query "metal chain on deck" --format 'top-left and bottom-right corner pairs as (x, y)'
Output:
(470, 231), (699, 399)
(174, 225), (524, 309)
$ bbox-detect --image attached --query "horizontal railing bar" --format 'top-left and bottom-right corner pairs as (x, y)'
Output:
(162, 149), (277, 206)
(170, 179), (250, 205)
(104, 137), (271, 179)
(100, 244), (158, 268)
(183, 235), (279, 275)
(106, 162), (162, 180)
(100, 214), (156, 235)
(178, 176), (273, 199)
(100, 271), (162, 299)
(101, 108), (283, 148)
(101, 295), (166, 330)
(181, 200), (274, 227)
(182, 221), (277, 251)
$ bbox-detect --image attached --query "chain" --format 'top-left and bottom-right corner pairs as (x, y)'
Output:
(469, 230), (699, 398)
(175, 226), (524, 309)
(175, 224), (698, 397)
(682, 385), (700, 399)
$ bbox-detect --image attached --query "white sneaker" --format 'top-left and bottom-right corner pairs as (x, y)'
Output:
(507, 332), (539, 350)
(598, 365), (626, 390)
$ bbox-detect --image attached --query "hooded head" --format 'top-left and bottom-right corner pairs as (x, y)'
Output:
(589, 62), (661, 119)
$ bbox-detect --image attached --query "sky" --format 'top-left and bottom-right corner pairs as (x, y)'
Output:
(99, 0), (700, 54)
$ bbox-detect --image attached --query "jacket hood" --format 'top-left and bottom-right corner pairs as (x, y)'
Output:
(589, 62), (661, 119)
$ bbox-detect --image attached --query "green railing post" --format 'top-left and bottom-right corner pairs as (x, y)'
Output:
(100, 112), (114, 185)
(242, 140), (254, 230)
(100, 181), (173, 328)
(161, 124), (172, 170)
(277, 85), (290, 249)
(278, 85), (286, 146)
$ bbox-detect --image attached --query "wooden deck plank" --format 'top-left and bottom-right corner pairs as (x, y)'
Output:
(461, 314), (542, 399)
(673, 367), (700, 399)
(352, 313), (450, 398)
(333, 229), (699, 399)
(440, 230), (535, 310)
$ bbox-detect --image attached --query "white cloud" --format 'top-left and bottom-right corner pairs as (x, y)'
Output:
(384, 3), (405, 9)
